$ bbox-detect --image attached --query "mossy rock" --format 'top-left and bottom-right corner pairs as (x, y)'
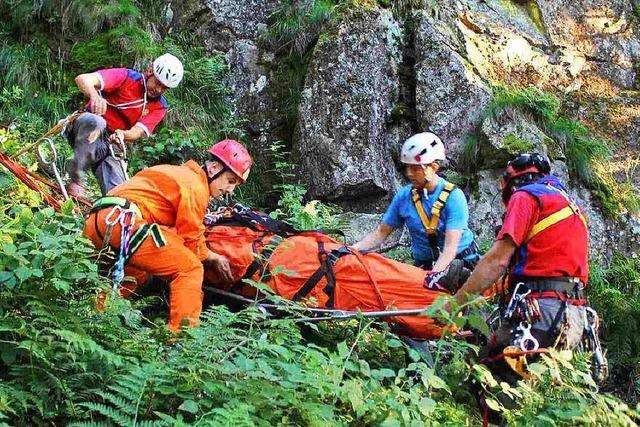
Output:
(503, 133), (535, 154)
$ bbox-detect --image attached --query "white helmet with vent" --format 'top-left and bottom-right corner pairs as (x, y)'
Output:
(400, 132), (446, 165)
(153, 53), (184, 88)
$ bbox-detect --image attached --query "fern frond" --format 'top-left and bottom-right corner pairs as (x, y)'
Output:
(79, 402), (133, 425)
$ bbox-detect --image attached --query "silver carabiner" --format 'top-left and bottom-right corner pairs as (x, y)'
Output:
(119, 209), (136, 228)
(37, 138), (69, 200)
(516, 321), (539, 351)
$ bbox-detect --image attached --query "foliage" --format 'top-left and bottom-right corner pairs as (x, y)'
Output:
(268, 141), (342, 230)
(0, 2), (639, 425)
(474, 85), (637, 217)
(0, 163), (638, 424)
(589, 255), (640, 404)
(265, 0), (337, 55)
(0, 0), (248, 196)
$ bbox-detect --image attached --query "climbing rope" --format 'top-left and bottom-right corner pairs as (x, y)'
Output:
(0, 111), (91, 211)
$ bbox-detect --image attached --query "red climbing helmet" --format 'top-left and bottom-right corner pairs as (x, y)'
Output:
(501, 153), (551, 204)
(207, 139), (253, 182)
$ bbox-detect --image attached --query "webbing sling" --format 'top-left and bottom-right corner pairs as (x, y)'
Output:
(90, 197), (165, 262)
(411, 182), (456, 259)
(526, 202), (588, 241)
(124, 223), (166, 263)
(230, 234), (284, 293)
(89, 196), (131, 214)
(292, 244), (351, 308)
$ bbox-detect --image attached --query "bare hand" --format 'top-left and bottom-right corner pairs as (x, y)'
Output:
(90, 95), (107, 115)
(109, 129), (126, 147)
(207, 252), (233, 283)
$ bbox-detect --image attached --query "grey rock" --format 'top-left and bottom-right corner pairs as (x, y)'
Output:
(224, 40), (276, 142)
(479, 106), (553, 168)
(414, 11), (493, 163)
(336, 212), (409, 250)
(295, 8), (403, 207)
(171, 0), (280, 51)
(536, 0), (638, 88)
(467, 169), (504, 246)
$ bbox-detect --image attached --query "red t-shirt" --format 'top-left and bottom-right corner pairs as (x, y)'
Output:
(93, 68), (167, 135)
(497, 190), (589, 283)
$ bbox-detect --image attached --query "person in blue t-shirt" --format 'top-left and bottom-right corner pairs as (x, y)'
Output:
(353, 132), (479, 274)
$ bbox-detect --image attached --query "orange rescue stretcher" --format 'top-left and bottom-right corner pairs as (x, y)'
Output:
(203, 206), (457, 340)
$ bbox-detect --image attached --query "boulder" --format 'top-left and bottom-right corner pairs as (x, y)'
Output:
(295, 8), (403, 209)
(336, 212), (409, 250)
(172, 0), (283, 52)
(536, 0), (639, 89)
(414, 11), (492, 163)
(479, 106), (553, 168)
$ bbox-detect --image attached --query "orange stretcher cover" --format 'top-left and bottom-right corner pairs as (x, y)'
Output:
(204, 224), (452, 339)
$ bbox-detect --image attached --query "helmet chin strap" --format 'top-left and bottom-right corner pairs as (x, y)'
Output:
(420, 164), (433, 186)
(202, 162), (226, 184)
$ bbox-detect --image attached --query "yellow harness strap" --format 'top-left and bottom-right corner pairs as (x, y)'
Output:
(527, 202), (588, 241)
(411, 182), (456, 235)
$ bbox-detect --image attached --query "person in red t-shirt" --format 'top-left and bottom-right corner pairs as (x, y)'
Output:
(67, 53), (184, 197)
(451, 154), (606, 384)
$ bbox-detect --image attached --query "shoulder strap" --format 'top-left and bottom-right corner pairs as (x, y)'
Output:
(526, 201), (588, 241)
(429, 182), (456, 231)
(411, 182), (456, 235)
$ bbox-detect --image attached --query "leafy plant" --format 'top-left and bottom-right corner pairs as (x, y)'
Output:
(589, 255), (640, 404)
(264, 0), (337, 55)
(472, 85), (629, 216)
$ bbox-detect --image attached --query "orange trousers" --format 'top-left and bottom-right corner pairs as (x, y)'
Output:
(84, 209), (204, 332)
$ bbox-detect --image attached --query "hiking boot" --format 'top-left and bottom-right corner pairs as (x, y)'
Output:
(67, 181), (85, 198)
(427, 259), (470, 294)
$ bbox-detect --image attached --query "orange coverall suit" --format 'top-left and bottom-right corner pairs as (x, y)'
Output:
(84, 160), (210, 331)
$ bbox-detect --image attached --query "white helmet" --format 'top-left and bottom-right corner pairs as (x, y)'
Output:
(400, 132), (446, 165)
(152, 53), (184, 88)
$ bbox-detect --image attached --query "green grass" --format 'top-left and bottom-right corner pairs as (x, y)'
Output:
(264, 0), (337, 55)
(470, 85), (630, 216)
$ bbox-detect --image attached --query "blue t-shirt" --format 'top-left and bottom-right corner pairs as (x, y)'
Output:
(382, 178), (475, 262)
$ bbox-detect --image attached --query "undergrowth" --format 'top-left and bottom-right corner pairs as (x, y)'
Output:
(470, 85), (638, 217)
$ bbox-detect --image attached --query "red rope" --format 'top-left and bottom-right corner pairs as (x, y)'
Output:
(0, 151), (91, 211)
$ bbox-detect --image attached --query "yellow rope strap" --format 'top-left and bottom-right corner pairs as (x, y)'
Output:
(526, 202), (588, 241)
(411, 182), (456, 235)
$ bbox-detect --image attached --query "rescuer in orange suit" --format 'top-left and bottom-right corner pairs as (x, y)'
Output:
(83, 139), (253, 331)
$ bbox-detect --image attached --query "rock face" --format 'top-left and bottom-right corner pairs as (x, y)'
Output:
(414, 11), (492, 163)
(172, 0), (284, 155)
(175, 0), (640, 259)
(173, 0), (282, 52)
(335, 212), (409, 249)
(479, 107), (552, 168)
(296, 8), (403, 210)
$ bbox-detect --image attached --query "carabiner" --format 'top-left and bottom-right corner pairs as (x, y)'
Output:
(105, 205), (123, 226)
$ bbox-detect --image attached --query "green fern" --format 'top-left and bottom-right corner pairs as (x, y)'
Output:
(265, 0), (336, 54)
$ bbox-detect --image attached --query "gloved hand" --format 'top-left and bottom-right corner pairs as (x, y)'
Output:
(423, 259), (470, 294)
(424, 270), (448, 292)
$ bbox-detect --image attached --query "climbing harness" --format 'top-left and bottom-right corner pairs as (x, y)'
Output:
(110, 207), (136, 290)
(103, 73), (148, 112)
(90, 196), (166, 290)
(411, 181), (456, 260)
(525, 184), (588, 242)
